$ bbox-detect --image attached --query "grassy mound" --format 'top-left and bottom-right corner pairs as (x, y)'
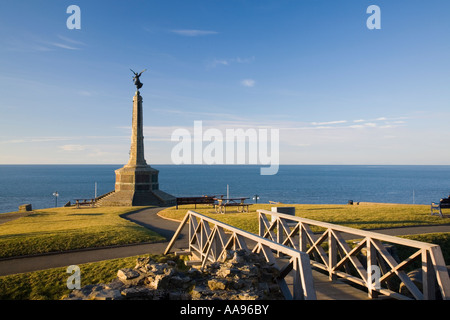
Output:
(0, 206), (165, 258)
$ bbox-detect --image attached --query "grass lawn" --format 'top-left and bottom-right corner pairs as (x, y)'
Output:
(0, 206), (165, 259)
(158, 202), (450, 234)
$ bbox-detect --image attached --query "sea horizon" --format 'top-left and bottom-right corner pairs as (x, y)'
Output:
(1, 164), (449, 214)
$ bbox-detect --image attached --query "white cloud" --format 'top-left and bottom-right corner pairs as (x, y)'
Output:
(48, 35), (86, 50)
(171, 29), (218, 36)
(306, 116), (408, 131)
(78, 90), (95, 97)
(208, 56), (255, 68)
(211, 59), (229, 67)
(151, 108), (246, 121)
(60, 144), (86, 151)
(4, 34), (85, 52)
(311, 120), (347, 126)
(49, 42), (79, 50)
(0, 137), (73, 144)
(56, 35), (85, 46)
(241, 79), (255, 87)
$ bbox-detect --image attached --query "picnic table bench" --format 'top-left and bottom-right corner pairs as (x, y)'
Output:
(176, 196), (216, 209)
(214, 197), (252, 214)
(75, 199), (95, 208)
(431, 196), (450, 218)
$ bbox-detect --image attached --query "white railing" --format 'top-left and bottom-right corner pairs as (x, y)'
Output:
(257, 209), (450, 300)
(165, 210), (316, 300)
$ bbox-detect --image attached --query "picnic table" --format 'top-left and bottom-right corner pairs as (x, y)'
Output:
(74, 199), (95, 208)
(214, 196), (252, 214)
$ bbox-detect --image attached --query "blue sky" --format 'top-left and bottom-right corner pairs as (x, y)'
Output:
(0, 0), (449, 165)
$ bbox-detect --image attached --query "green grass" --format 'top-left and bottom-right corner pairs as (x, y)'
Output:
(159, 202), (450, 234)
(0, 206), (165, 258)
(0, 254), (182, 300)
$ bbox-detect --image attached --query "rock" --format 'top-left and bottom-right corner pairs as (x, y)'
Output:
(121, 287), (141, 298)
(90, 289), (123, 300)
(117, 268), (146, 286)
(151, 263), (169, 275)
(168, 291), (190, 300)
(121, 287), (153, 299)
(166, 260), (176, 267)
(191, 285), (209, 300)
(105, 278), (126, 291)
(148, 274), (171, 290)
(63, 250), (285, 300)
(231, 250), (246, 263)
(169, 275), (192, 289)
(117, 268), (140, 280)
(65, 284), (96, 300)
(238, 293), (259, 300)
(228, 278), (249, 290)
(135, 258), (154, 273)
(258, 282), (270, 293)
(153, 289), (169, 300)
(207, 279), (227, 290)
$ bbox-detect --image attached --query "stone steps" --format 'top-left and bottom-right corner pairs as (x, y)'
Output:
(96, 189), (176, 207)
(95, 190), (134, 206)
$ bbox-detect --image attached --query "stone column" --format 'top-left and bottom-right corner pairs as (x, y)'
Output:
(97, 87), (176, 207)
(127, 91), (147, 167)
(114, 90), (159, 194)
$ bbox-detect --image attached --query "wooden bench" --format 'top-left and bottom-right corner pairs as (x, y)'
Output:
(75, 199), (95, 209)
(176, 196), (215, 209)
(431, 197), (450, 218)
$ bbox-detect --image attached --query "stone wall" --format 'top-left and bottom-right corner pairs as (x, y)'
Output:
(64, 249), (284, 300)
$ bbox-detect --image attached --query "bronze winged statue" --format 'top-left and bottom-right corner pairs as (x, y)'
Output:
(130, 68), (147, 90)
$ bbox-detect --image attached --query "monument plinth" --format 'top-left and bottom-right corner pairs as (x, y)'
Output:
(97, 71), (176, 207)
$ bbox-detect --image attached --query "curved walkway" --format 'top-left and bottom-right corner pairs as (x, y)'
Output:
(0, 207), (450, 277)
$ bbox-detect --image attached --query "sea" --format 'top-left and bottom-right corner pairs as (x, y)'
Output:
(0, 165), (449, 214)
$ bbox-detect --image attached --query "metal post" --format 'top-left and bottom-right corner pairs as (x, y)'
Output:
(53, 191), (59, 207)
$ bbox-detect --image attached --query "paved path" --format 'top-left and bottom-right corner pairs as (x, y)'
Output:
(365, 224), (450, 237)
(1, 207), (450, 277)
(0, 211), (32, 224)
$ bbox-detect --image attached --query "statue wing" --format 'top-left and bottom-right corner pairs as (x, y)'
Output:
(130, 68), (137, 75)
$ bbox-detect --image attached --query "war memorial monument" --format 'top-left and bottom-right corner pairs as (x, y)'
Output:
(97, 69), (176, 207)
